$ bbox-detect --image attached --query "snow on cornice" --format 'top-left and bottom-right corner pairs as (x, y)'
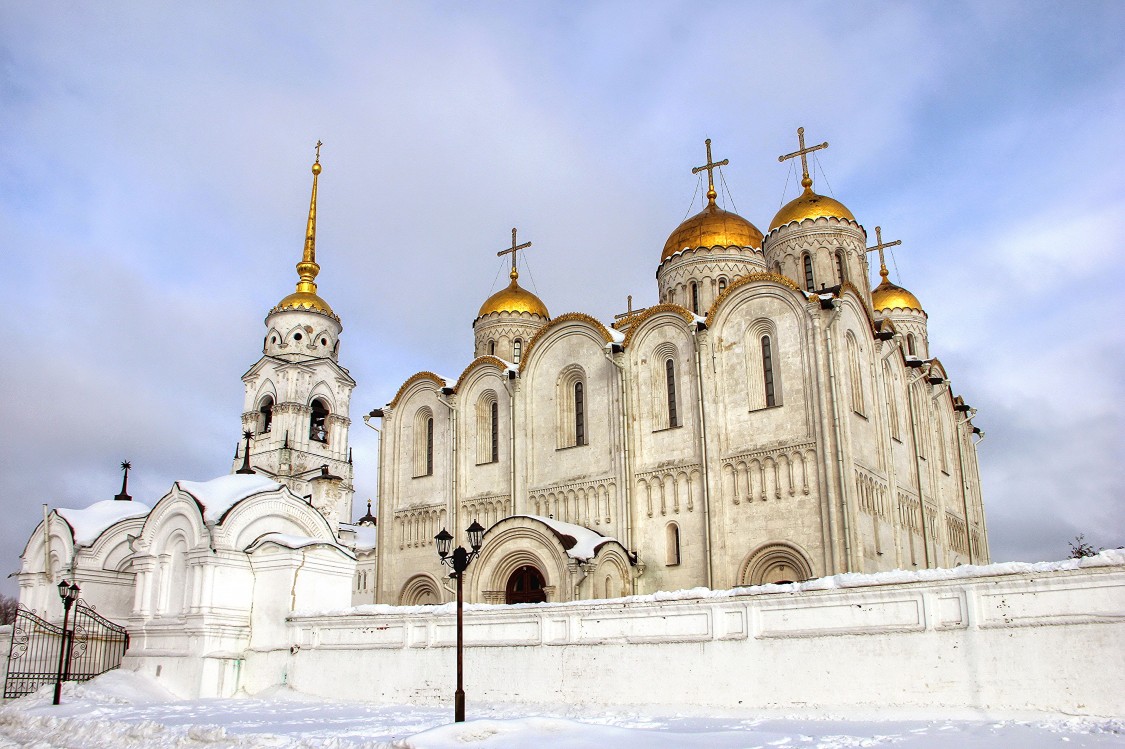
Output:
(56, 501), (151, 547)
(520, 514), (618, 560)
(176, 474), (281, 523)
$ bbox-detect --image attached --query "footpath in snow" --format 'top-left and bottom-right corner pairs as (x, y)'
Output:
(0, 671), (1122, 749)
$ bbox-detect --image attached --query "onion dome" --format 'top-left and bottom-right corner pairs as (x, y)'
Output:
(770, 180), (855, 232)
(662, 202), (764, 261)
(662, 138), (763, 261)
(872, 276), (923, 312)
(271, 146), (338, 319)
(477, 267), (550, 319)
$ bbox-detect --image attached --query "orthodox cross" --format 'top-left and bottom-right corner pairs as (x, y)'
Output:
(614, 293), (648, 320)
(314, 139), (323, 163)
(692, 138), (729, 203)
(497, 228), (532, 277)
(778, 127), (828, 185)
(865, 226), (903, 280)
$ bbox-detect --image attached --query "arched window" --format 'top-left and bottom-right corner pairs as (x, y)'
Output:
(718, 277), (727, 294)
(258, 395), (274, 434)
(666, 522), (681, 565)
(835, 250), (847, 283)
(847, 334), (865, 415)
(747, 322), (782, 410)
(489, 340), (496, 356)
(414, 408), (435, 477)
(309, 398), (329, 443)
(558, 367), (587, 448)
(513, 338), (522, 364)
(666, 358), (679, 428)
(761, 335), (776, 407)
(690, 282), (700, 314)
(491, 400), (499, 463)
(574, 381), (585, 446)
(906, 333), (917, 357)
(803, 253), (815, 291)
(476, 392), (499, 465)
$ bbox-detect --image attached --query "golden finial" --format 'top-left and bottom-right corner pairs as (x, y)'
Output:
(778, 127), (829, 191)
(295, 141), (323, 296)
(692, 138), (729, 205)
(865, 225), (903, 281)
(497, 227), (532, 282)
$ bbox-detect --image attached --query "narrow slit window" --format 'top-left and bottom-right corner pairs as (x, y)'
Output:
(513, 339), (522, 364)
(425, 416), (434, 475)
(835, 250), (847, 283)
(803, 254), (815, 291)
(690, 282), (700, 314)
(761, 335), (776, 407)
(666, 358), (678, 427)
(490, 400), (499, 463)
(574, 381), (585, 446)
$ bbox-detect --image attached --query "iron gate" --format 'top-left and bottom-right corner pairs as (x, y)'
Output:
(4, 603), (129, 699)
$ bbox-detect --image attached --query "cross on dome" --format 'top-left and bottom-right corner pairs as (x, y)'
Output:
(497, 227), (532, 281)
(778, 127), (828, 190)
(865, 225), (903, 281)
(692, 138), (729, 205)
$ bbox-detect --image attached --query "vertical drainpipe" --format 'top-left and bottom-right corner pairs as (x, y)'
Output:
(904, 373), (931, 568)
(822, 301), (854, 572)
(363, 411), (385, 602)
(954, 410), (974, 564)
(504, 371), (517, 516)
(691, 324), (714, 590)
(603, 345), (635, 592)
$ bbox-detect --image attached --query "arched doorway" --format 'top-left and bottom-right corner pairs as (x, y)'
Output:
(505, 565), (547, 604)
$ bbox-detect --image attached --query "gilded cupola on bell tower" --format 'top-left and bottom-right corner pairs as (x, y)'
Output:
(473, 228), (550, 365)
(234, 142), (356, 528)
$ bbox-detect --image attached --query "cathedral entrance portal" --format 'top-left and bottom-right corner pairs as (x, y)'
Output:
(505, 565), (547, 604)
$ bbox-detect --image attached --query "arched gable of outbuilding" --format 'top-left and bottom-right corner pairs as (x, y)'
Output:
(213, 485), (338, 551)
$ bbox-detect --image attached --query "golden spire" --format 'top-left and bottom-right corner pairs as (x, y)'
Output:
(294, 140), (323, 297)
(778, 127), (829, 192)
(692, 138), (729, 205)
(866, 225), (902, 282)
(496, 227), (532, 282)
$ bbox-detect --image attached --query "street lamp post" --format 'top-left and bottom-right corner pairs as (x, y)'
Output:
(435, 520), (485, 723)
(52, 579), (80, 706)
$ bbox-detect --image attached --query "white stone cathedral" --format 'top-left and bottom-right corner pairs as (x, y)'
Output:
(15, 131), (987, 638)
(375, 132), (989, 606)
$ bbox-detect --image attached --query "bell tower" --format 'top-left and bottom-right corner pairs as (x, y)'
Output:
(234, 143), (356, 527)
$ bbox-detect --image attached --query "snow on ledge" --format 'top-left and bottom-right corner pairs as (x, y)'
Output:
(519, 514), (618, 560)
(56, 500), (151, 547)
(244, 532), (353, 557)
(176, 474), (281, 523)
(293, 548), (1125, 618)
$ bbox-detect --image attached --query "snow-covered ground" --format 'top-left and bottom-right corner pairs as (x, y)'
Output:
(0, 672), (1121, 748)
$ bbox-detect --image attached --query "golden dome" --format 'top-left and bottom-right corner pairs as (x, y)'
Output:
(769, 186), (855, 231)
(871, 278), (923, 312)
(477, 270), (549, 319)
(273, 290), (335, 317)
(661, 201), (764, 262)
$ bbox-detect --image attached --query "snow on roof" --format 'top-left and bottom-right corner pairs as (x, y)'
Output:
(352, 524), (377, 550)
(607, 326), (625, 344)
(56, 500), (151, 547)
(521, 515), (617, 560)
(244, 532), (352, 556)
(176, 474), (281, 523)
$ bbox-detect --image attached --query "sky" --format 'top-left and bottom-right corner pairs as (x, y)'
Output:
(1, 1), (1123, 596)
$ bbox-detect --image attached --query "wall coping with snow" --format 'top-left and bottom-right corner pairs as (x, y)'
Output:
(130, 553), (1125, 717)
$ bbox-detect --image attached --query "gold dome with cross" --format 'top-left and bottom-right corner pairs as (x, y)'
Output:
(477, 228), (550, 319)
(769, 127), (855, 232)
(866, 225), (923, 312)
(661, 139), (764, 262)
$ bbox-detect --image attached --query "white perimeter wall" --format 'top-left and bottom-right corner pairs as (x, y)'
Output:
(135, 559), (1125, 718)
